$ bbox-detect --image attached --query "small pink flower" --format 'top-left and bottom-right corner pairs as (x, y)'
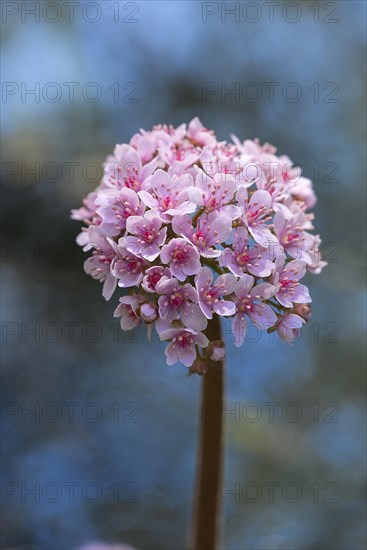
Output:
(207, 341), (226, 361)
(160, 327), (209, 367)
(114, 295), (157, 329)
(71, 191), (98, 221)
(272, 256), (311, 308)
(112, 245), (147, 287)
(130, 131), (158, 163)
(124, 210), (167, 261)
(220, 227), (275, 277)
(113, 295), (142, 330)
(82, 228), (117, 301)
(195, 267), (237, 319)
(159, 141), (199, 173)
(237, 187), (278, 247)
(287, 175), (317, 209)
(187, 117), (216, 147)
(273, 209), (314, 263)
(188, 169), (242, 220)
(96, 187), (144, 236)
(84, 254), (117, 301)
(231, 274), (277, 347)
(172, 212), (232, 258)
(277, 313), (304, 342)
(141, 266), (171, 293)
(155, 278), (207, 333)
(160, 238), (201, 281)
(307, 234), (328, 274)
(104, 143), (157, 191)
(138, 169), (196, 220)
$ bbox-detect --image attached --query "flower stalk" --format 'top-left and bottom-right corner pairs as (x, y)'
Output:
(191, 314), (224, 550)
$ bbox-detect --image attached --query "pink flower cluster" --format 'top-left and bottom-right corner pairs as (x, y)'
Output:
(72, 118), (326, 369)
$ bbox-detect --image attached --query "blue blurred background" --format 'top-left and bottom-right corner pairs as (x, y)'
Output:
(1, 1), (366, 549)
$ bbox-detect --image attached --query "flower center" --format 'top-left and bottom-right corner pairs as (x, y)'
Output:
(194, 230), (206, 247)
(207, 197), (218, 210)
(238, 252), (250, 265)
(170, 293), (184, 308)
(177, 334), (193, 348)
(124, 166), (140, 190)
(286, 233), (299, 243)
(162, 196), (173, 209)
(282, 223), (304, 246)
(173, 249), (186, 262)
(246, 203), (267, 225)
(142, 229), (155, 242)
(149, 273), (161, 287)
(238, 296), (254, 313)
(280, 277), (298, 294)
(203, 288), (217, 303)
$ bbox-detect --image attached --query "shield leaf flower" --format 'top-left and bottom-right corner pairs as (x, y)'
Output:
(72, 118), (326, 369)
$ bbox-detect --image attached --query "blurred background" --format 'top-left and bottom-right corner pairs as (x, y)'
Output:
(1, 1), (366, 549)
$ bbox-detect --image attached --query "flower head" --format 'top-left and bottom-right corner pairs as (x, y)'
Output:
(72, 118), (326, 369)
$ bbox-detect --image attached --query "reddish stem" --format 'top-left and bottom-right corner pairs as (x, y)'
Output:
(191, 315), (225, 550)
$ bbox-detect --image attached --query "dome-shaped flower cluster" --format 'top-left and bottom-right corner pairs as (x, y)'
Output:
(72, 118), (326, 369)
